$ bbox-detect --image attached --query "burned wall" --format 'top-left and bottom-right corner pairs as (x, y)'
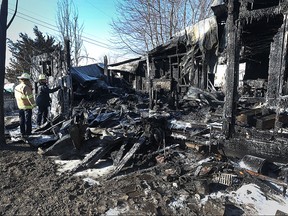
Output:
(266, 14), (288, 108)
(241, 15), (283, 82)
(246, 0), (280, 11)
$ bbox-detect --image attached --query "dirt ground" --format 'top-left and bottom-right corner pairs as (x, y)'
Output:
(0, 140), (97, 215)
(0, 139), (194, 216)
(1, 138), (288, 216)
(0, 138), (230, 216)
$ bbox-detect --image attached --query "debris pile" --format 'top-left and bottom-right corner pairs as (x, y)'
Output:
(5, 83), (288, 215)
(4, 0), (288, 214)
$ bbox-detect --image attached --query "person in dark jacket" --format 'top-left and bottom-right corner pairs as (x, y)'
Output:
(36, 74), (61, 126)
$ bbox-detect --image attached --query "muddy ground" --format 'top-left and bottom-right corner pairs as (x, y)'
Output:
(0, 138), (243, 216)
(3, 137), (286, 216)
(1, 109), (288, 215)
(0, 140), (97, 215)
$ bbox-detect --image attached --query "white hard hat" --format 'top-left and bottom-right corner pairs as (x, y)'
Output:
(38, 74), (46, 81)
(17, 73), (31, 80)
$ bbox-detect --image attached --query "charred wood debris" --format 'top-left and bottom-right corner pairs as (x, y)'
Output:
(4, 0), (288, 214)
(6, 81), (288, 201)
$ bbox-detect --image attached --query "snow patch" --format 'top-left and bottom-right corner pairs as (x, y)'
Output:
(54, 158), (114, 179)
(202, 183), (288, 215)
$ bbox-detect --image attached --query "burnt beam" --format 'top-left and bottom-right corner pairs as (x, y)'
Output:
(274, 14), (288, 130)
(107, 135), (146, 179)
(70, 136), (123, 174)
(223, 0), (241, 138)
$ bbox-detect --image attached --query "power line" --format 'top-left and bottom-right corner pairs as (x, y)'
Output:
(9, 9), (59, 31)
(8, 8), (110, 45)
(8, 8), (113, 49)
(86, 0), (112, 18)
(8, 3), (56, 24)
(9, 11), (112, 49)
(8, 6), (112, 47)
(9, 12), (59, 33)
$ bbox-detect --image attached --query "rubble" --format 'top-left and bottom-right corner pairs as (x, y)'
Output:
(5, 78), (288, 214)
(4, 0), (288, 214)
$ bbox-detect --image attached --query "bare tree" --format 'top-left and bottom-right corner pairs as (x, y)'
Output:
(56, 0), (84, 66)
(187, 0), (213, 22)
(111, 0), (213, 55)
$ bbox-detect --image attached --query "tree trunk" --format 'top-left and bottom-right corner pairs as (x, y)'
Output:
(0, 0), (8, 145)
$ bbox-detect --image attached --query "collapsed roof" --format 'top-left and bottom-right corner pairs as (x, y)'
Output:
(71, 63), (106, 86)
(108, 57), (142, 74)
(148, 16), (219, 57)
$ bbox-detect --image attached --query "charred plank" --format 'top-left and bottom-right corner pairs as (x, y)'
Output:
(71, 136), (123, 173)
(107, 135), (146, 179)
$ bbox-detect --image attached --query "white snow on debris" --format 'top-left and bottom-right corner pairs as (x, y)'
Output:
(231, 184), (288, 215)
(54, 158), (114, 179)
(54, 159), (81, 174)
(74, 161), (114, 179)
(169, 194), (189, 212)
(83, 177), (100, 186)
(105, 205), (130, 216)
(202, 183), (288, 215)
(169, 119), (193, 130)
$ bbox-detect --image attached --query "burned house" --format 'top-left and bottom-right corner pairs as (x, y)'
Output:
(5, 2), (288, 214)
(15, 0), (288, 166)
(108, 57), (143, 88)
(31, 50), (111, 119)
(108, 16), (219, 109)
(105, 0), (288, 163)
(30, 51), (73, 119)
(212, 0), (288, 163)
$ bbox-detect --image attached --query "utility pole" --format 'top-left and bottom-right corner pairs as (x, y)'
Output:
(0, 0), (18, 145)
(0, 0), (8, 145)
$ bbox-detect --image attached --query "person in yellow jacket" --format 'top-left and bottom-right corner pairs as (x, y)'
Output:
(14, 73), (36, 137)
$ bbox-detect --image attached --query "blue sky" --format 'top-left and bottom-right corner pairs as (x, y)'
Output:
(6, 0), (121, 65)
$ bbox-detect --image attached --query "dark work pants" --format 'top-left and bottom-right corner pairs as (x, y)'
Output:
(19, 109), (32, 135)
(37, 106), (48, 126)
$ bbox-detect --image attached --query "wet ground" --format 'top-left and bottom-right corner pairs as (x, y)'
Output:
(0, 139), (202, 215)
(2, 90), (288, 215)
(1, 138), (288, 216)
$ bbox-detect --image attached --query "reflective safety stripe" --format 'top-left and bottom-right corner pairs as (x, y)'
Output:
(21, 94), (34, 99)
(16, 98), (35, 109)
(15, 83), (36, 109)
(18, 104), (35, 109)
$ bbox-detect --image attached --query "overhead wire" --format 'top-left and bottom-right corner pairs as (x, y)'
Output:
(7, 3), (107, 41)
(8, 9), (110, 48)
(86, 0), (112, 18)
(7, 7), (112, 49)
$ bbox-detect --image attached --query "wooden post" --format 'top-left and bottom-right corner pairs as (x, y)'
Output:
(189, 47), (195, 85)
(147, 54), (153, 109)
(222, 0), (241, 138)
(65, 38), (71, 73)
(104, 55), (110, 85)
(202, 54), (208, 90)
(0, 0), (8, 145)
(64, 38), (73, 117)
(274, 14), (288, 131)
